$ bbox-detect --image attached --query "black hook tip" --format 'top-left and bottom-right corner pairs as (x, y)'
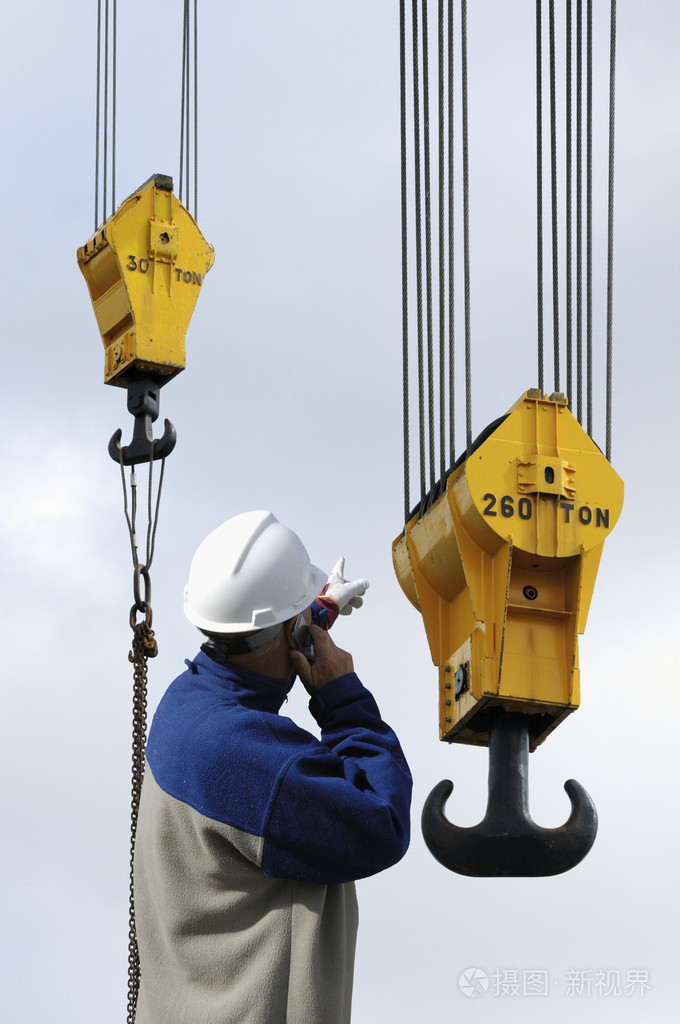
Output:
(421, 712), (599, 877)
(422, 773), (598, 877)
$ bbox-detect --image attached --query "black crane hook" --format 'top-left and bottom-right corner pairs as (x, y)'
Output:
(108, 377), (177, 466)
(421, 709), (597, 876)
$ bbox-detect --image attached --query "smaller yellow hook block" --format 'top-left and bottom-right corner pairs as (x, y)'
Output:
(77, 173), (215, 387)
(393, 390), (624, 751)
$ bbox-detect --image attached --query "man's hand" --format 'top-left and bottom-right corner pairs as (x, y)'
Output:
(290, 624), (354, 694)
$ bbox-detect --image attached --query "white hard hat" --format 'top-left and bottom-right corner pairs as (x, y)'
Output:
(183, 511), (326, 633)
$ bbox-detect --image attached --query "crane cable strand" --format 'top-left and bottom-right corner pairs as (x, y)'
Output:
(421, 0), (436, 488)
(411, 0), (427, 505)
(438, 0), (446, 478)
(179, 1), (199, 218)
(112, 0), (117, 219)
(586, 0), (593, 437)
(400, 0), (410, 522)
(565, 0), (573, 404)
(447, 0), (455, 468)
(103, 0), (109, 220)
(575, 0), (582, 422)
(605, 0), (617, 462)
(535, 0), (544, 394)
(94, 0), (117, 230)
(461, 0), (472, 451)
(95, 0), (101, 229)
(549, 0), (560, 392)
(194, 0), (199, 218)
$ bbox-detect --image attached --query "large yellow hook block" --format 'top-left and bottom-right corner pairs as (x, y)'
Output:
(393, 390), (624, 752)
(77, 173), (214, 388)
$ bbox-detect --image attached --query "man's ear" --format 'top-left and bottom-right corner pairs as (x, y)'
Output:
(283, 616), (297, 649)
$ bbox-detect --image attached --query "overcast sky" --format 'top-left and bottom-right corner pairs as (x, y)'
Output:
(1, 2), (678, 1022)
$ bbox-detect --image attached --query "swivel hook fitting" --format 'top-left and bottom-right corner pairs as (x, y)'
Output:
(109, 377), (177, 466)
(421, 709), (598, 877)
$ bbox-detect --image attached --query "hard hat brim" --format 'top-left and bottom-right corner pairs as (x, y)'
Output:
(184, 562), (327, 634)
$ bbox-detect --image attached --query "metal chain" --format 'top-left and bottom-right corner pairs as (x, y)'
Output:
(126, 586), (158, 1024)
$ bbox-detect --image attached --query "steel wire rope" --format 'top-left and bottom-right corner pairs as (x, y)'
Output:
(179, 1), (188, 205)
(447, 0), (455, 464)
(103, 0), (109, 220)
(178, 2), (200, 217)
(112, 0), (117, 215)
(549, 0), (560, 392)
(185, 2), (191, 210)
(95, 0), (101, 230)
(576, 0), (583, 423)
(421, 0), (436, 490)
(178, 2), (201, 218)
(194, 0), (199, 219)
(460, 0), (472, 449)
(535, 0), (544, 394)
(411, 0), (427, 505)
(94, 0), (117, 227)
(605, 0), (617, 461)
(438, 0), (446, 477)
(586, 0), (593, 437)
(565, 0), (573, 403)
(401, 0), (410, 521)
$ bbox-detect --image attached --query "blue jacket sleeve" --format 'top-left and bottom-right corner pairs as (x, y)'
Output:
(261, 673), (412, 884)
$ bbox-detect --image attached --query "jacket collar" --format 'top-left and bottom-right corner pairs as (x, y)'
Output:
(189, 650), (294, 713)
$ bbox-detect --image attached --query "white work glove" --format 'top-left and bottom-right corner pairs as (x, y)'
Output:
(322, 557), (370, 615)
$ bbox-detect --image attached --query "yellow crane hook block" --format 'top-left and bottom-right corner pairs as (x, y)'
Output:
(77, 174), (214, 387)
(393, 390), (624, 751)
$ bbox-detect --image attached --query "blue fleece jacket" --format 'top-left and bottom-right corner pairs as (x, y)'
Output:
(145, 651), (412, 884)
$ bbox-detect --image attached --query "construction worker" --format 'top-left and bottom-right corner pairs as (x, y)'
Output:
(134, 510), (412, 1024)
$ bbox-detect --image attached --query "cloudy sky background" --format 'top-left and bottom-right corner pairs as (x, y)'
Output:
(1, 1), (678, 1021)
